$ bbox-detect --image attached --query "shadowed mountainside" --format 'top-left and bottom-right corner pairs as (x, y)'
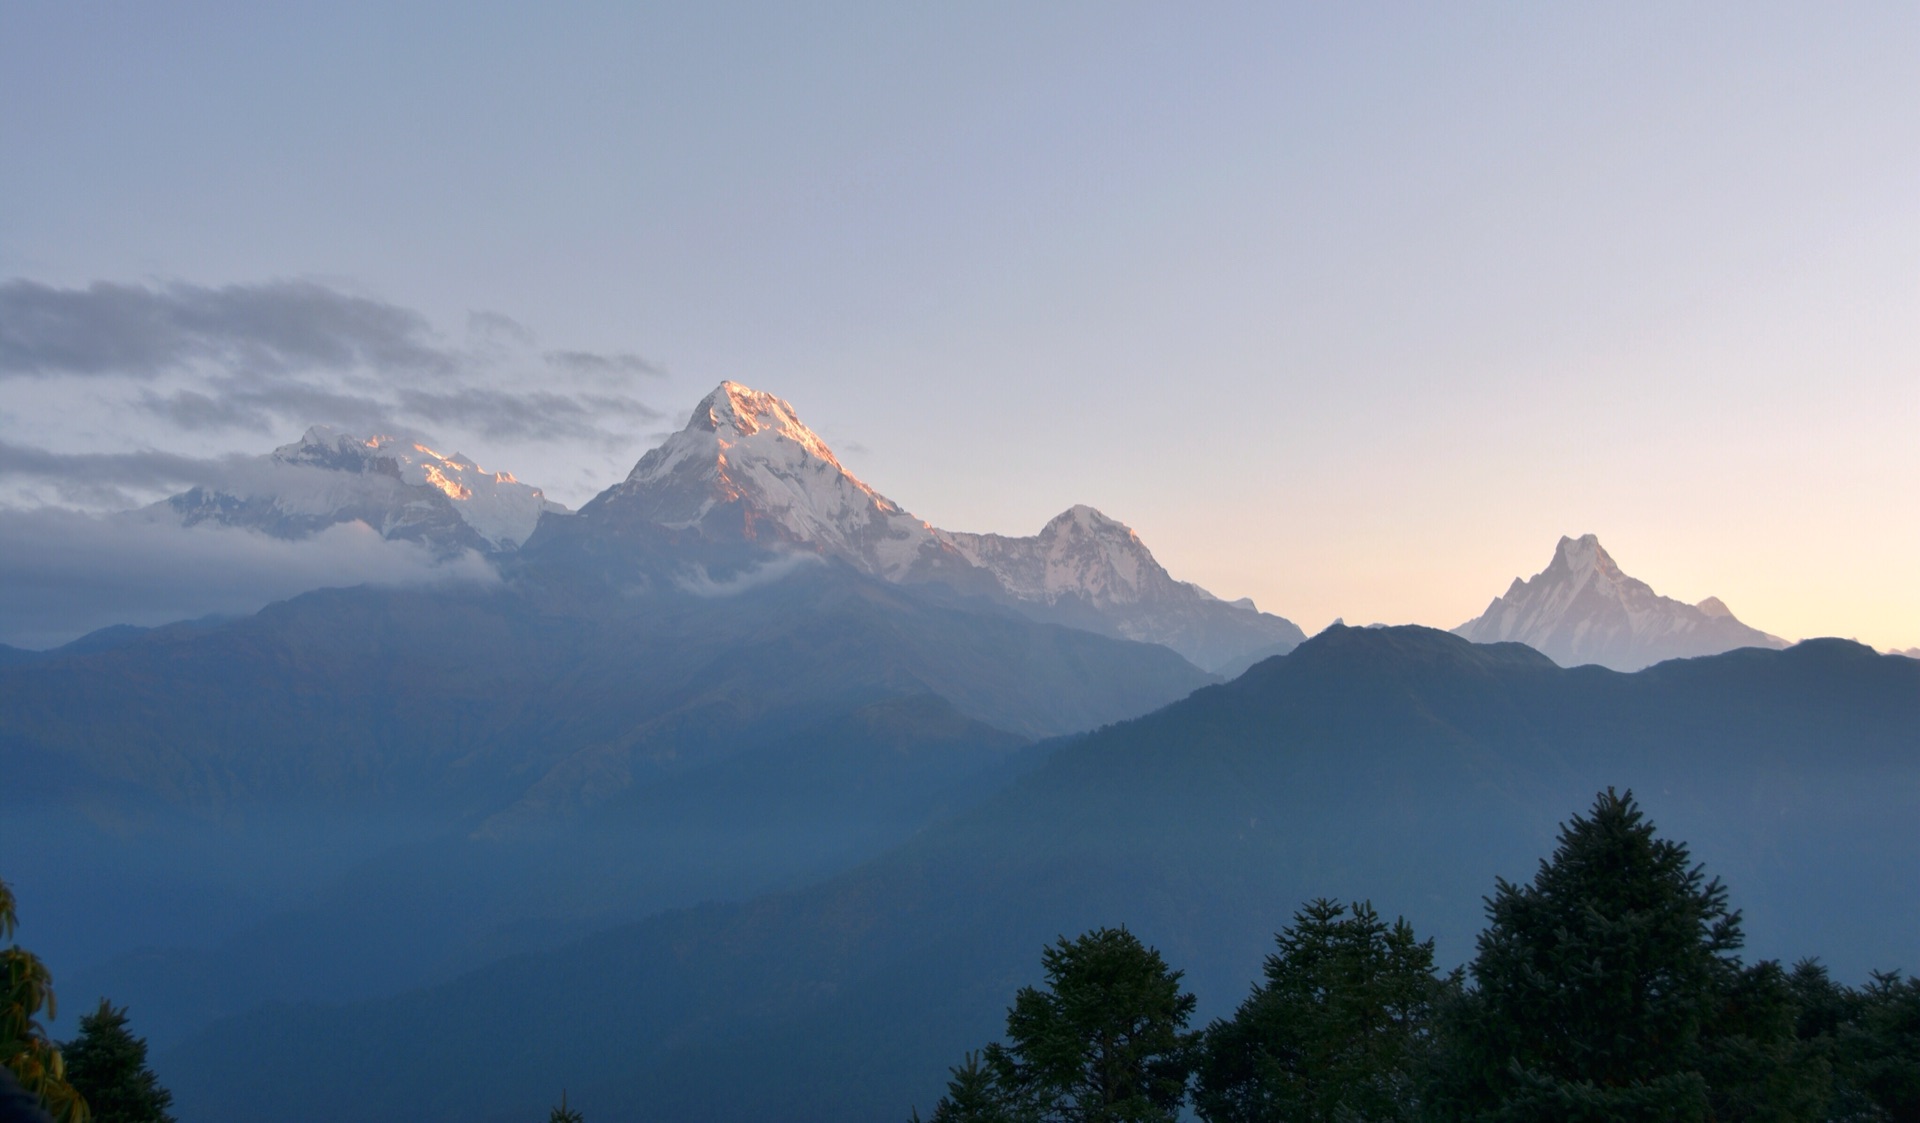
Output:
(0, 539), (1212, 1024)
(162, 626), (1920, 1123)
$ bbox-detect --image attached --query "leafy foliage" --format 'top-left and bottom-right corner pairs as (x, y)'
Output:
(546, 1090), (584, 1123)
(61, 1002), (173, 1123)
(1, 879), (89, 1123)
(1194, 899), (1446, 1123)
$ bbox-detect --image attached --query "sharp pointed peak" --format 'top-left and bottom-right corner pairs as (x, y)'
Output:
(1554, 531), (1606, 557)
(1696, 595), (1733, 618)
(678, 381), (843, 464)
(1548, 532), (1623, 577)
(1042, 504), (1132, 534)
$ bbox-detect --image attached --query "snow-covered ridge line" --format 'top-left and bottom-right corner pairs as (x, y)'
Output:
(584, 380), (1304, 670)
(937, 505), (1236, 612)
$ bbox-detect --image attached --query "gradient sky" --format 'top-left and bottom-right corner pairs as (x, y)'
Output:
(2, 2), (1916, 649)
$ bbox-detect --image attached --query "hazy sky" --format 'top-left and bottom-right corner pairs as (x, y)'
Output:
(2, 2), (1916, 649)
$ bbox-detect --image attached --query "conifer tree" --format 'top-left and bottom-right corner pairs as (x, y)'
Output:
(546, 1090), (584, 1123)
(920, 1052), (1011, 1123)
(1841, 970), (1920, 1121)
(1194, 899), (1445, 1123)
(1428, 788), (1822, 1122)
(60, 1002), (171, 1123)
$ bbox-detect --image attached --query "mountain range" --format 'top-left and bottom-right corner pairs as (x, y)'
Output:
(0, 378), (1899, 1123)
(11, 381), (1821, 673)
(153, 626), (1920, 1123)
(554, 381), (1306, 671)
(116, 382), (1305, 673)
(1, 391), (1232, 1048)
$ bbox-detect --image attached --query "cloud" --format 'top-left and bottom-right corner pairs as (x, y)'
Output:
(0, 279), (456, 379)
(543, 349), (665, 380)
(140, 377), (410, 436)
(0, 438), (248, 507)
(0, 439), (232, 489)
(468, 310), (538, 348)
(128, 378), (663, 446)
(673, 552), (823, 598)
(0, 508), (498, 649)
(395, 387), (661, 443)
(0, 276), (670, 630)
(0, 276), (674, 501)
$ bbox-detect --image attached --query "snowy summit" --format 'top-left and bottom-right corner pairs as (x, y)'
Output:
(161, 426), (568, 554)
(589, 381), (945, 580)
(581, 381), (1305, 671)
(1454, 534), (1785, 671)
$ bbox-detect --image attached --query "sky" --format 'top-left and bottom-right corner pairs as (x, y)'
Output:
(1, 2), (1916, 650)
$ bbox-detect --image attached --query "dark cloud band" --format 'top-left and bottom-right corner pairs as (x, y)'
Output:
(1, 275), (666, 449)
(0, 279), (455, 379)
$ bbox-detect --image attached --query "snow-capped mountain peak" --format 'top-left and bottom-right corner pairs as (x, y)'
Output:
(688, 381), (844, 466)
(580, 381), (1307, 670)
(933, 504), (1303, 670)
(941, 504), (1193, 610)
(162, 426), (566, 552)
(1455, 534), (1784, 671)
(599, 381), (938, 578)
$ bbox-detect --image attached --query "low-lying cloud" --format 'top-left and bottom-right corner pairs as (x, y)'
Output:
(673, 552), (824, 598)
(0, 507), (498, 650)
(0, 275), (670, 645)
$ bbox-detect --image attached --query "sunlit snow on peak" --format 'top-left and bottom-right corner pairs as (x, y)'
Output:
(225, 426), (571, 549)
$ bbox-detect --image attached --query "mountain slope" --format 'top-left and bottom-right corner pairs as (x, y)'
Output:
(1455, 534), (1785, 670)
(163, 628), (1920, 1123)
(0, 547), (1210, 1001)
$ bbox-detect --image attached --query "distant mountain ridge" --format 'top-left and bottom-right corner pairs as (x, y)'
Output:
(1455, 533), (1785, 671)
(569, 382), (1304, 670)
(157, 426), (569, 553)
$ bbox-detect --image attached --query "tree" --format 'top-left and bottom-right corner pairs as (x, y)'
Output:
(918, 1052), (1011, 1123)
(919, 927), (1198, 1123)
(1193, 898), (1446, 1123)
(1429, 788), (1822, 1122)
(1, 879), (88, 1123)
(1838, 970), (1920, 1122)
(546, 1090), (584, 1123)
(60, 1003), (172, 1123)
